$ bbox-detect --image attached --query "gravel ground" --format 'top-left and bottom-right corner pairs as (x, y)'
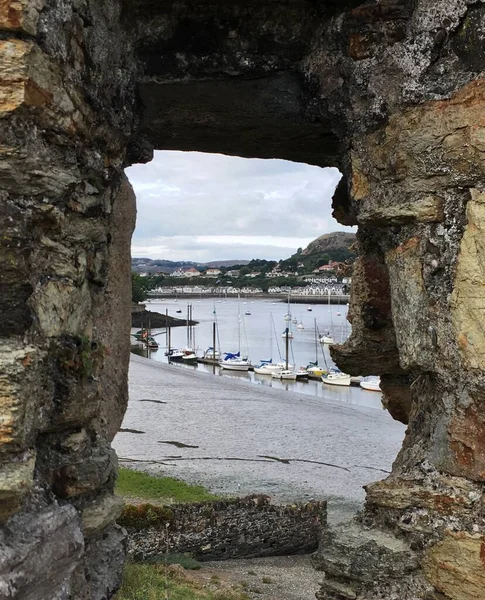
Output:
(202, 555), (321, 600)
(114, 355), (405, 523)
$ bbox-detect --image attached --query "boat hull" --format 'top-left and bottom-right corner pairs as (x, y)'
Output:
(360, 377), (381, 392)
(219, 361), (250, 371)
(322, 374), (351, 387)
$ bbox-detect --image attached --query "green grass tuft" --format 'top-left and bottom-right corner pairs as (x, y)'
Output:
(114, 563), (249, 600)
(145, 553), (202, 570)
(116, 467), (222, 504)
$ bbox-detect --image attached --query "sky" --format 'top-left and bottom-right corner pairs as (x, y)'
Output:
(126, 150), (352, 263)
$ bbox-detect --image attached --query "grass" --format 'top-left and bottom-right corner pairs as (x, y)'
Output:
(114, 563), (250, 600)
(116, 467), (223, 504)
(145, 554), (201, 570)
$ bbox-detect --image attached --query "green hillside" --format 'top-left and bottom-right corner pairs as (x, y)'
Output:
(279, 231), (356, 273)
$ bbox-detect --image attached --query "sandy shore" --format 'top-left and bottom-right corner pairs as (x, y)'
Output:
(114, 355), (405, 523)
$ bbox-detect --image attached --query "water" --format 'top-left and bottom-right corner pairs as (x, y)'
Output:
(136, 297), (383, 410)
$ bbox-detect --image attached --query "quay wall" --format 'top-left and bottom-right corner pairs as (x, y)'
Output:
(119, 495), (326, 562)
(147, 293), (350, 305)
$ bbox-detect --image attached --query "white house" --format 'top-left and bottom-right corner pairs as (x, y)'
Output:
(205, 268), (221, 277)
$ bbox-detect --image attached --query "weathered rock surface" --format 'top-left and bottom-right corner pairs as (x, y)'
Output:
(1, 0), (485, 598)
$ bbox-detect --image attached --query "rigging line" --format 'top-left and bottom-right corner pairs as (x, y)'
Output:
(316, 324), (330, 370)
(271, 312), (283, 362)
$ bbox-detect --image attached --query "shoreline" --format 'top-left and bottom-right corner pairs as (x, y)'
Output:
(146, 294), (350, 305)
(131, 308), (198, 328)
(114, 355), (405, 524)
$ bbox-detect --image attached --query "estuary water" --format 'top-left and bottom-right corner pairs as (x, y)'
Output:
(137, 297), (383, 411)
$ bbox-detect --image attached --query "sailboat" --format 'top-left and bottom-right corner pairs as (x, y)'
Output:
(322, 369), (351, 386)
(219, 297), (250, 371)
(319, 293), (335, 344)
(319, 331), (335, 345)
(360, 376), (381, 392)
(306, 319), (327, 376)
(283, 292), (292, 321)
(181, 304), (197, 362)
(254, 314), (291, 375)
(272, 327), (297, 380)
(203, 306), (220, 360)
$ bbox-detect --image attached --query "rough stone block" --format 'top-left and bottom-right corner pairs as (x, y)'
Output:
(81, 494), (124, 537)
(386, 237), (434, 371)
(51, 448), (117, 499)
(85, 524), (126, 600)
(0, 452), (35, 523)
(0, 0), (44, 35)
(0, 345), (45, 452)
(0, 505), (84, 599)
(422, 532), (485, 600)
(357, 195), (445, 225)
(365, 474), (482, 514)
(451, 189), (485, 371)
(315, 521), (418, 583)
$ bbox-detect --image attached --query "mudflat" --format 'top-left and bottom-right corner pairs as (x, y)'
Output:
(114, 355), (405, 523)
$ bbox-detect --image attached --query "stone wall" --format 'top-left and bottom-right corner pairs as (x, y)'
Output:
(119, 495), (326, 562)
(0, 0), (137, 597)
(1, 0), (485, 599)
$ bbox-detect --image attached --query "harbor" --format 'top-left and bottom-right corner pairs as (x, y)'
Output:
(132, 297), (383, 410)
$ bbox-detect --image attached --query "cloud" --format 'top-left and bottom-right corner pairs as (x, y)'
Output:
(126, 151), (352, 261)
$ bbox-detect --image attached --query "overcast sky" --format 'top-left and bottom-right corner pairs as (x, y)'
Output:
(126, 151), (352, 263)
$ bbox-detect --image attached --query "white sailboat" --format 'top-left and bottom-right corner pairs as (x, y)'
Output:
(306, 319), (327, 376)
(319, 332), (335, 345)
(319, 291), (335, 344)
(219, 296), (250, 371)
(360, 376), (381, 392)
(254, 314), (292, 375)
(322, 369), (351, 387)
(181, 304), (197, 362)
(272, 327), (297, 380)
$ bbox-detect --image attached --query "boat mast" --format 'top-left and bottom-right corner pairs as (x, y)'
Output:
(285, 327), (289, 370)
(191, 304), (195, 350)
(314, 317), (318, 365)
(186, 304), (190, 348)
(237, 294), (241, 354)
(166, 309), (171, 354)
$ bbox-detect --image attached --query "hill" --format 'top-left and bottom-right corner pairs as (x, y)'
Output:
(279, 231), (356, 273)
(131, 258), (250, 274)
(131, 232), (356, 276)
(301, 231), (356, 257)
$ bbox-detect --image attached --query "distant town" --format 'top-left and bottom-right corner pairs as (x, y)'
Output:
(132, 232), (356, 302)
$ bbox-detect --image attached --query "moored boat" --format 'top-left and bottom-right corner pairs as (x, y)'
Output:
(203, 347), (220, 360)
(181, 348), (197, 362)
(254, 360), (293, 375)
(306, 361), (326, 377)
(322, 370), (351, 386)
(272, 369), (297, 381)
(295, 367), (309, 379)
(165, 348), (185, 361)
(360, 376), (381, 392)
(219, 351), (250, 371)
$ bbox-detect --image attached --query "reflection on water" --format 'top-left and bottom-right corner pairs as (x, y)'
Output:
(136, 297), (384, 410)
